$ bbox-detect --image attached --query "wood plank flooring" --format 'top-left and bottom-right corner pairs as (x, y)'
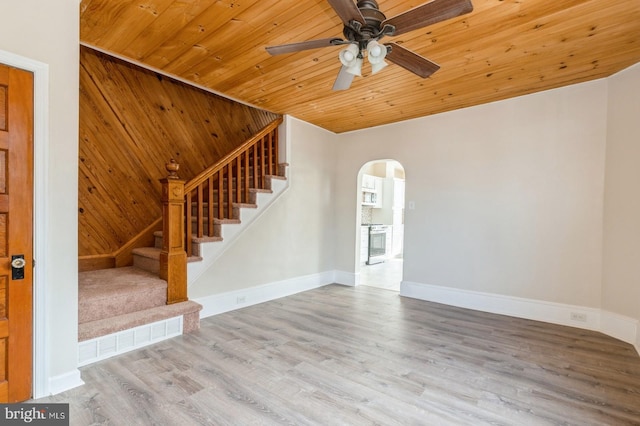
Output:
(36, 285), (640, 425)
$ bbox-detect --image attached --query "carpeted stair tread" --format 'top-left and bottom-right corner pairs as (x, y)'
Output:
(132, 246), (161, 259)
(79, 300), (203, 342)
(133, 246), (203, 261)
(79, 266), (167, 324)
(213, 218), (241, 225)
(191, 235), (223, 243)
(234, 203), (258, 208)
(267, 174), (287, 181)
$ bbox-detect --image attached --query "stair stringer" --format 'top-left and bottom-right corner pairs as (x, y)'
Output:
(187, 176), (289, 285)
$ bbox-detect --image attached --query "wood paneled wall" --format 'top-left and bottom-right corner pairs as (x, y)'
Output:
(79, 46), (279, 264)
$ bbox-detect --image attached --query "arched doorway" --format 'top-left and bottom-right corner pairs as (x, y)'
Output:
(356, 160), (405, 291)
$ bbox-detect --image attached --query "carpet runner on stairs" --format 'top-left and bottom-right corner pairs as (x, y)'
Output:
(78, 266), (201, 341)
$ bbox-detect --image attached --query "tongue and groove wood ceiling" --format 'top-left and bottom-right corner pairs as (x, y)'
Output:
(80, 0), (640, 133)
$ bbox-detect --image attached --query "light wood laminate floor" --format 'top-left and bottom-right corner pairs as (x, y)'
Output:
(36, 285), (640, 425)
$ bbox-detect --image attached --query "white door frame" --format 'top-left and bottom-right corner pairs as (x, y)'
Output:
(0, 49), (50, 398)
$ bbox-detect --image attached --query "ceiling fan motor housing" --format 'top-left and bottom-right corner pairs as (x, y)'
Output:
(343, 0), (387, 43)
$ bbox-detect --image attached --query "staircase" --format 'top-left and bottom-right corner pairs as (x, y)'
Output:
(130, 168), (288, 275)
(78, 119), (286, 365)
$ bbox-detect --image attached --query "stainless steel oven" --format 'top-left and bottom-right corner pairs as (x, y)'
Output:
(367, 224), (387, 265)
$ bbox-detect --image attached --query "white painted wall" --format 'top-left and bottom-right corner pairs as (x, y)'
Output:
(0, 1), (81, 395)
(602, 64), (640, 324)
(334, 80), (609, 308)
(189, 117), (338, 297)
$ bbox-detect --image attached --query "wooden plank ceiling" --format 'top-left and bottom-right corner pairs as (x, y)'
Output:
(80, 0), (640, 133)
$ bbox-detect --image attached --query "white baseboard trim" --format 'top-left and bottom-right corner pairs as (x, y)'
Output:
(48, 370), (84, 397)
(77, 316), (183, 367)
(195, 271), (336, 318)
(401, 281), (639, 353)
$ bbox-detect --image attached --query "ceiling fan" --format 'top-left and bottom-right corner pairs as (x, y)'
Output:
(265, 0), (473, 90)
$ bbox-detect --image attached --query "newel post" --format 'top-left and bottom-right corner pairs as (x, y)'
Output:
(160, 159), (188, 304)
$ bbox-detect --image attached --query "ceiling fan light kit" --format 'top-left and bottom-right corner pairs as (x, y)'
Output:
(367, 40), (388, 74)
(266, 0), (474, 90)
(339, 44), (363, 76)
(367, 40), (386, 63)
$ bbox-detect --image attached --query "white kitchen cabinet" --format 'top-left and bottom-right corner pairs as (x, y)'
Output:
(361, 174), (383, 207)
(362, 174), (375, 190)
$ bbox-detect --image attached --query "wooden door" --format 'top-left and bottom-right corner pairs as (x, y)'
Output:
(0, 63), (34, 402)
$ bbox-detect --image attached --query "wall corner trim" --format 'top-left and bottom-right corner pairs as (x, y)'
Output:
(600, 310), (640, 349)
(400, 281), (639, 353)
(334, 270), (358, 287)
(48, 370), (84, 397)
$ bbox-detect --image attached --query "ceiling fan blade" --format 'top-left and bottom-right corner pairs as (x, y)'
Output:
(332, 66), (356, 90)
(266, 38), (342, 55)
(385, 43), (440, 78)
(327, 0), (366, 27)
(382, 0), (473, 36)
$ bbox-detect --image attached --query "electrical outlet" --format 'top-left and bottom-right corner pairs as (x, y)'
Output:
(570, 312), (587, 322)
(236, 296), (246, 304)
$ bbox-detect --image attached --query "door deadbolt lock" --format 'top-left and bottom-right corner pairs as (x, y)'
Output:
(11, 255), (26, 280)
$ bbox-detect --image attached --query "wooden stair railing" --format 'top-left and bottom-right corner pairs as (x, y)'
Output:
(160, 118), (283, 304)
